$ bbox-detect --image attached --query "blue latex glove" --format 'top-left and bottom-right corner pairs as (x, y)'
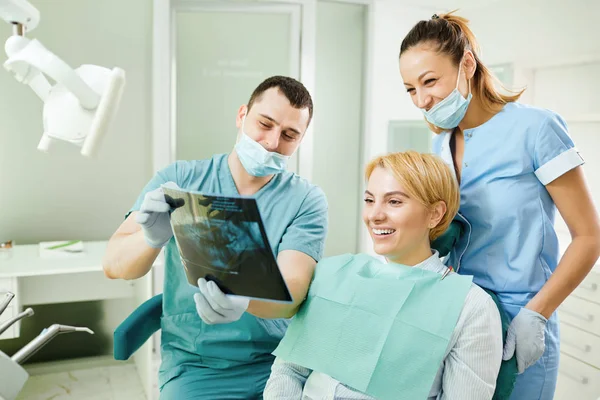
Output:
(135, 182), (180, 248)
(194, 278), (250, 325)
(502, 307), (548, 374)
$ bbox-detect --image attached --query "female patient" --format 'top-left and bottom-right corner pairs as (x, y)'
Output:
(264, 151), (502, 400)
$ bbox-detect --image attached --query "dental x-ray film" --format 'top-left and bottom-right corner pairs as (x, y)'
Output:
(162, 185), (293, 303)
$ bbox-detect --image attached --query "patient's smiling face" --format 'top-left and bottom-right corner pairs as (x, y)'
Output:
(362, 166), (438, 266)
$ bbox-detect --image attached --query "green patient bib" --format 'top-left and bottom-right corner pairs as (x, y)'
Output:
(273, 253), (473, 400)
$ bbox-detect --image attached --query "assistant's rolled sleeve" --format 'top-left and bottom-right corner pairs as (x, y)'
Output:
(533, 114), (584, 185)
(278, 186), (329, 262)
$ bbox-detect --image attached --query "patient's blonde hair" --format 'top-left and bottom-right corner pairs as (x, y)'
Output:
(365, 151), (459, 241)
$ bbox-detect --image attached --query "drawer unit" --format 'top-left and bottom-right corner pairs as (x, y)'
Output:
(572, 270), (600, 305)
(556, 352), (600, 400)
(561, 322), (600, 368)
(558, 295), (600, 335)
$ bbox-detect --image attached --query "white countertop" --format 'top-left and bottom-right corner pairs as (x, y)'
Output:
(0, 241), (108, 278)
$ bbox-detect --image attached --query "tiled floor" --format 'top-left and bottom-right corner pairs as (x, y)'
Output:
(16, 364), (146, 400)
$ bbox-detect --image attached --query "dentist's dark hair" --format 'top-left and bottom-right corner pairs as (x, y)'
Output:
(399, 10), (524, 133)
(247, 76), (314, 125)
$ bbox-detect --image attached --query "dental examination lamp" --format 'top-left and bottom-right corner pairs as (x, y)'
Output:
(0, 0), (126, 157)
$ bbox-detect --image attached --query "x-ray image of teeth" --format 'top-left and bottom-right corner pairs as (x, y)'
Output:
(176, 219), (263, 275)
(162, 185), (293, 303)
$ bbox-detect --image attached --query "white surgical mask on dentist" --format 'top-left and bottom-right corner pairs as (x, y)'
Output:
(234, 115), (290, 177)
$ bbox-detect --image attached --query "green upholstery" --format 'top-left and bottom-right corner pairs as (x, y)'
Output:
(113, 294), (162, 361)
(432, 220), (517, 399)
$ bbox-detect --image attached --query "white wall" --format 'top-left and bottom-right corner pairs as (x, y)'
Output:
(360, 1), (437, 253)
(464, 0), (600, 68)
(363, 2), (432, 164)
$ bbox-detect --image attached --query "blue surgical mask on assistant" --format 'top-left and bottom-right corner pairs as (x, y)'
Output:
(421, 61), (472, 130)
(234, 115), (290, 177)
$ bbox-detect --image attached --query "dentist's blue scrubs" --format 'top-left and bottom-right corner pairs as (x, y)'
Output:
(129, 153), (328, 399)
(433, 102), (584, 400)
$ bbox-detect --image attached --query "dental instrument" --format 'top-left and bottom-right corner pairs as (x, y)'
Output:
(0, 307), (33, 336)
(0, 322), (94, 400)
(11, 324), (95, 364)
(0, 292), (15, 317)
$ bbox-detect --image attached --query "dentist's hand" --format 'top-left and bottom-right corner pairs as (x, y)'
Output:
(502, 307), (548, 374)
(135, 182), (180, 248)
(194, 278), (250, 325)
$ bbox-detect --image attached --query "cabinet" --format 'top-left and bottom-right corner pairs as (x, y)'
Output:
(556, 240), (600, 400)
(0, 241), (156, 399)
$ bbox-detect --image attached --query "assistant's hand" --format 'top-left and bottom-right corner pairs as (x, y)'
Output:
(502, 307), (548, 373)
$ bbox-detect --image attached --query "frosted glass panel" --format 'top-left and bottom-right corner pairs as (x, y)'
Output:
(314, 1), (366, 256)
(176, 11), (294, 162)
(388, 121), (433, 153)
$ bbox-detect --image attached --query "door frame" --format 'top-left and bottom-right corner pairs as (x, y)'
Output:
(153, 0), (314, 178)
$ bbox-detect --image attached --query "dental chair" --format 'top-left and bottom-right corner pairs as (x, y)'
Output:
(113, 292), (162, 362)
(114, 220), (517, 400)
(432, 220), (518, 400)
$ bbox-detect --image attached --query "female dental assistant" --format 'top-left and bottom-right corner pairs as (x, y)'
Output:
(398, 11), (600, 400)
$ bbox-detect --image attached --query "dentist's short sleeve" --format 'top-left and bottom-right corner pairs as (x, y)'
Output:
(278, 186), (329, 262)
(533, 113), (585, 185)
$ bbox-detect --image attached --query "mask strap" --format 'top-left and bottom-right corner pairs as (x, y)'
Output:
(455, 60), (463, 88)
(456, 57), (471, 96)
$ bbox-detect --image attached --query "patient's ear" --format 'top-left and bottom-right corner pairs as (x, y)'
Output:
(428, 201), (447, 229)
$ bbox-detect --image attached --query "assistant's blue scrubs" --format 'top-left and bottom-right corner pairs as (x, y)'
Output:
(433, 102), (584, 400)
